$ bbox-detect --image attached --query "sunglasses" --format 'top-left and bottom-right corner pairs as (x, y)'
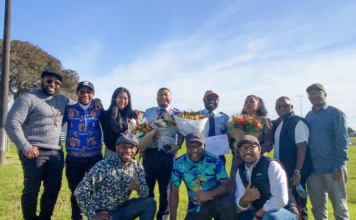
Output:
(78, 90), (94, 95)
(308, 91), (324, 97)
(44, 78), (61, 86)
(275, 104), (291, 110)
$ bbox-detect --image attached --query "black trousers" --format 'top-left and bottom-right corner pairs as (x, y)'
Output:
(65, 156), (102, 220)
(142, 148), (174, 220)
(19, 149), (64, 220)
(184, 194), (237, 220)
(292, 174), (308, 220)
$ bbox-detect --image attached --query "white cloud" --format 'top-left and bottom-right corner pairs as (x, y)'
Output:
(63, 1), (356, 127)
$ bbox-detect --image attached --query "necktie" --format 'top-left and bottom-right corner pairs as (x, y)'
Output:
(208, 112), (215, 137)
(159, 109), (166, 119)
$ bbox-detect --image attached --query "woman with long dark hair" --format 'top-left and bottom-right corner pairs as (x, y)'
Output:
(100, 87), (137, 158)
(230, 95), (273, 180)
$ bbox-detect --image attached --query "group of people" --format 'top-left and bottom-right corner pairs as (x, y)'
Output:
(4, 69), (349, 220)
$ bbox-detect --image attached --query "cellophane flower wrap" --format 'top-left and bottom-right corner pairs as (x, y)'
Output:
(129, 113), (157, 152)
(173, 110), (209, 136)
(227, 114), (263, 149)
(153, 113), (179, 151)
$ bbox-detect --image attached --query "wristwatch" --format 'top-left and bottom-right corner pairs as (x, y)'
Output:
(253, 212), (262, 220)
(294, 170), (300, 174)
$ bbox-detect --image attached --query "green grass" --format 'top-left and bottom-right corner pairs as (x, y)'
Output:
(1, 144), (355, 219)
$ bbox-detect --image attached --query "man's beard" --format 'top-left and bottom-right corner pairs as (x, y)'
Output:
(41, 82), (55, 96)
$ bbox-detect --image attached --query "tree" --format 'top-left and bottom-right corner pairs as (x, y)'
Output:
(0, 39), (79, 100)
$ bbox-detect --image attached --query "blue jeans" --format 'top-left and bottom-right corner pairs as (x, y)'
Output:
(108, 197), (156, 220)
(239, 209), (297, 220)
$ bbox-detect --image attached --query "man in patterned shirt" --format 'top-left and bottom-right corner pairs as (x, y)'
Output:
(169, 132), (237, 220)
(74, 133), (156, 220)
(62, 81), (104, 220)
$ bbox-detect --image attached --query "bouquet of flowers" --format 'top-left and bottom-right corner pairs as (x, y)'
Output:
(154, 114), (179, 151)
(227, 114), (263, 149)
(129, 115), (157, 152)
(173, 110), (209, 136)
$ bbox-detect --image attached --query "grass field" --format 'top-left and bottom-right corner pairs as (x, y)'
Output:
(1, 143), (355, 220)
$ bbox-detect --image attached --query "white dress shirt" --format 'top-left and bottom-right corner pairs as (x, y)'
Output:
(235, 160), (289, 212)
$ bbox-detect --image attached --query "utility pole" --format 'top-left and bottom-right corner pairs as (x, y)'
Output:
(0, 0), (12, 165)
(296, 95), (304, 117)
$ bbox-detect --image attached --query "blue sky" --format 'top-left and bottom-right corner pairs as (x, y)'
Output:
(1, 1), (356, 128)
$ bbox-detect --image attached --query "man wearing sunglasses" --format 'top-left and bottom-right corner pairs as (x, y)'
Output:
(5, 69), (102, 220)
(272, 96), (311, 220)
(169, 132), (237, 220)
(62, 81), (104, 220)
(235, 135), (298, 220)
(305, 83), (349, 220)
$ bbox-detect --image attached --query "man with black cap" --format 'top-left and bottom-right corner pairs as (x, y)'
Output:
(201, 90), (229, 164)
(305, 83), (349, 220)
(75, 133), (156, 220)
(234, 135), (298, 220)
(169, 132), (236, 220)
(62, 81), (104, 220)
(5, 69), (102, 220)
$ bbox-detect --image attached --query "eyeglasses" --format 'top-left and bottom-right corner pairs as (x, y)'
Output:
(308, 91), (324, 97)
(238, 144), (259, 152)
(44, 78), (61, 86)
(275, 104), (291, 110)
(78, 90), (94, 95)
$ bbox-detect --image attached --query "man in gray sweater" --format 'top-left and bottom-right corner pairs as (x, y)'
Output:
(5, 69), (101, 220)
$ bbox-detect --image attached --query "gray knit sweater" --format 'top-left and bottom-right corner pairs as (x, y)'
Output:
(5, 89), (75, 152)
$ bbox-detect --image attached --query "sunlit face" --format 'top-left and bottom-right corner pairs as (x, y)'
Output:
(275, 98), (293, 118)
(186, 141), (205, 162)
(244, 96), (259, 114)
(76, 87), (94, 105)
(238, 142), (261, 166)
(116, 142), (138, 164)
(203, 94), (219, 111)
(41, 75), (61, 95)
(157, 89), (172, 108)
(116, 91), (129, 110)
(308, 88), (327, 107)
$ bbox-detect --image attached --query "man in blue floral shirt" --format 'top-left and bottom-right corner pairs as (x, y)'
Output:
(169, 132), (237, 220)
(63, 81), (104, 220)
(74, 133), (156, 220)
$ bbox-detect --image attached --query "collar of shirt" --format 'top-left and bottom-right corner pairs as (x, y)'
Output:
(157, 106), (171, 112)
(202, 108), (218, 116)
(74, 102), (95, 111)
(244, 156), (261, 181)
(312, 102), (328, 112)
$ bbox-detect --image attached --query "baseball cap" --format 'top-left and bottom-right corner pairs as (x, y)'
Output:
(306, 83), (326, 93)
(41, 69), (63, 82)
(236, 135), (260, 148)
(116, 133), (139, 147)
(77, 81), (95, 92)
(204, 90), (219, 98)
(186, 132), (205, 145)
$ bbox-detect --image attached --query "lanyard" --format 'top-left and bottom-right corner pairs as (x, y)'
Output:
(156, 107), (171, 119)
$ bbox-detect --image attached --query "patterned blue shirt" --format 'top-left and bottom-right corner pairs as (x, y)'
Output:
(201, 109), (229, 137)
(63, 102), (104, 161)
(74, 155), (149, 219)
(305, 103), (348, 173)
(171, 151), (228, 212)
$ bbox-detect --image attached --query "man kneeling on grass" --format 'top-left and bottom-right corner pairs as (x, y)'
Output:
(74, 133), (156, 220)
(169, 132), (237, 220)
(234, 135), (298, 220)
